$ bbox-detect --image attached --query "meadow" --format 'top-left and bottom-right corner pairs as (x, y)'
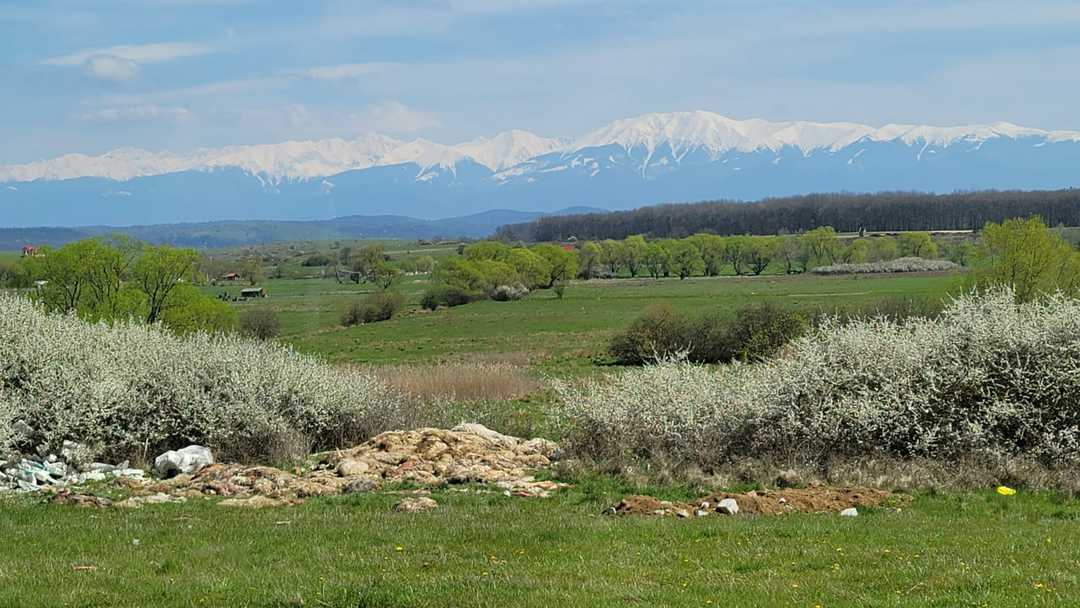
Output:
(210, 271), (962, 374)
(1, 485), (1077, 607)
(4, 234), (1080, 607)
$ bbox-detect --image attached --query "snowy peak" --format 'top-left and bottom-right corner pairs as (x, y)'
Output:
(5, 111), (1080, 184)
(572, 111), (1080, 157)
(453, 130), (565, 171)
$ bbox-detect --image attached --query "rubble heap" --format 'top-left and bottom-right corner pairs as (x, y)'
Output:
(21, 424), (567, 508)
(1, 441), (144, 492)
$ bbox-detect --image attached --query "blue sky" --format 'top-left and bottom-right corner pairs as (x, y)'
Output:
(4, 0), (1080, 164)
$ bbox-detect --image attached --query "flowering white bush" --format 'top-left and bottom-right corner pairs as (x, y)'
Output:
(557, 290), (1080, 467)
(0, 295), (415, 462)
(813, 257), (958, 275)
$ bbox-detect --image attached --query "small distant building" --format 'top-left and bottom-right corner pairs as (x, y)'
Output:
(21, 245), (36, 257)
(223, 272), (241, 281)
(240, 287), (267, 299)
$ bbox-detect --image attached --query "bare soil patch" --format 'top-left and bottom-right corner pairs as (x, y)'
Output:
(610, 486), (906, 518)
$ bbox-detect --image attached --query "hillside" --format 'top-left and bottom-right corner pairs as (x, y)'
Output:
(0, 207), (603, 249)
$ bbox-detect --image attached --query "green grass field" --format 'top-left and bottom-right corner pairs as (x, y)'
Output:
(1, 485), (1077, 607)
(11, 262), (1078, 607)
(215, 272), (963, 373)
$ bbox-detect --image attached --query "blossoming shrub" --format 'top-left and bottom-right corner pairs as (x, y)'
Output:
(558, 290), (1080, 468)
(812, 256), (958, 275)
(0, 295), (415, 462)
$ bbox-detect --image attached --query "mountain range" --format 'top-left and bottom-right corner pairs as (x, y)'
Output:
(0, 207), (604, 250)
(4, 111), (1080, 228)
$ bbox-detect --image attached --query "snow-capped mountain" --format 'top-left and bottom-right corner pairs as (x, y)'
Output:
(4, 111), (1080, 227)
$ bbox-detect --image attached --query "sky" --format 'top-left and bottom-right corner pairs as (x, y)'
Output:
(3, 0), (1080, 164)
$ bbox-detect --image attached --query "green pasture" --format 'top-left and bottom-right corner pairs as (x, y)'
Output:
(215, 272), (963, 373)
(1, 486), (1076, 608)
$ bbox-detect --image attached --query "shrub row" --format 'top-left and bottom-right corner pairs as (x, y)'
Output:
(562, 290), (1080, 469)
(609, 303), (809, 365)
(812, 256), (959, 275)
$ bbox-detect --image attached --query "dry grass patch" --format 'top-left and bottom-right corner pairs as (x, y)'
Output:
(369, 362), (543, 401)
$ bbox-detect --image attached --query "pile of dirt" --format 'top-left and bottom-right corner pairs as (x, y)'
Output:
(50, 424), (567, 508)
(609, 486), (904, 518)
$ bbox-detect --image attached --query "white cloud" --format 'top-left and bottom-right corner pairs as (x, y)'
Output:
(305, 62), (393, 80)
(84, 55), (140, 82)
(81, 105), (194, 123)
(43, 42), (211, 66)
(353, 101), (440, 134)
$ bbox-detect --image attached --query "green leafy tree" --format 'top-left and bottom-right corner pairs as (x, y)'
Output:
(600, 239), (625, 275)
(724, 236), (751, 276)
(131, 244), (201, 324)
(623, 235), (648, 277)
(463, 241), (513, 262)
(159, 284), (237, 334)
(839, 239), (870, 264)
(973, 217), (1080, 301)
(243, 257), (266, 286)
(898, 232), (939, 258)
(578, 241), (603, 279)
(643, 243), (669, 279)
(667, 240), (705, 279)
(778, 236), (802, 274)
(868, 237), (900, 262)
(946, 240), (977, 266)
(531, 244), (579, 288)
(507, 248), (552, 289)
(746, 237), (778, 275)
(688, 234), (726, 276)
(801, 227), (841, 267)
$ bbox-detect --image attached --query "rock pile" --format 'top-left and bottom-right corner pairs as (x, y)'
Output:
(1, 441), (145, 493)
(28, 424), (567, 509)
(609, 487), (903, 518)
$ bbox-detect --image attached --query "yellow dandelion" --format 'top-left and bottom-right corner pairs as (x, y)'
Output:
(996, 486), (1016, 496)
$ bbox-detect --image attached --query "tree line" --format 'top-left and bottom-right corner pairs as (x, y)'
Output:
(495, 189), (1080, 242)
(3, 237), (236, 334)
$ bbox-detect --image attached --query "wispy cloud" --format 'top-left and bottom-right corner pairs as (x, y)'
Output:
(81, 105), (194, 123)
(304, 62), (394, 80)
(43, 42), (212, 66)
(83, 55), (140, 82)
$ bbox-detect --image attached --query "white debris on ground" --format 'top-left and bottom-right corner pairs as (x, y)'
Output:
(1, 441), (144, 493)
(4, 425), (568, 509)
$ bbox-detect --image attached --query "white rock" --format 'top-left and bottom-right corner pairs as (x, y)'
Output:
(77, 471), (108, 484)
(153, 445), (213, 478)
(840, 507), (859, 517)
(716, 498), (740, 515)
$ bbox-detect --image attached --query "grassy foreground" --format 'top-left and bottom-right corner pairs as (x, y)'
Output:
(1, 486), (1077, 607)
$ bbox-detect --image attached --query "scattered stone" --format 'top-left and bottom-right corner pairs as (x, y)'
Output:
(116, 492), (187, 509)
(695, 510), (709, 517)
(218, 495), (295, 509)
(716, 498), (740, 515)
(153, 446), (214, 479)
(49, 491), (113, 508)
(608, 487), (905, 518)
(342, 478), (379, 494)
(675, 509), (691, 518)
(393, 497), (438, 513)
